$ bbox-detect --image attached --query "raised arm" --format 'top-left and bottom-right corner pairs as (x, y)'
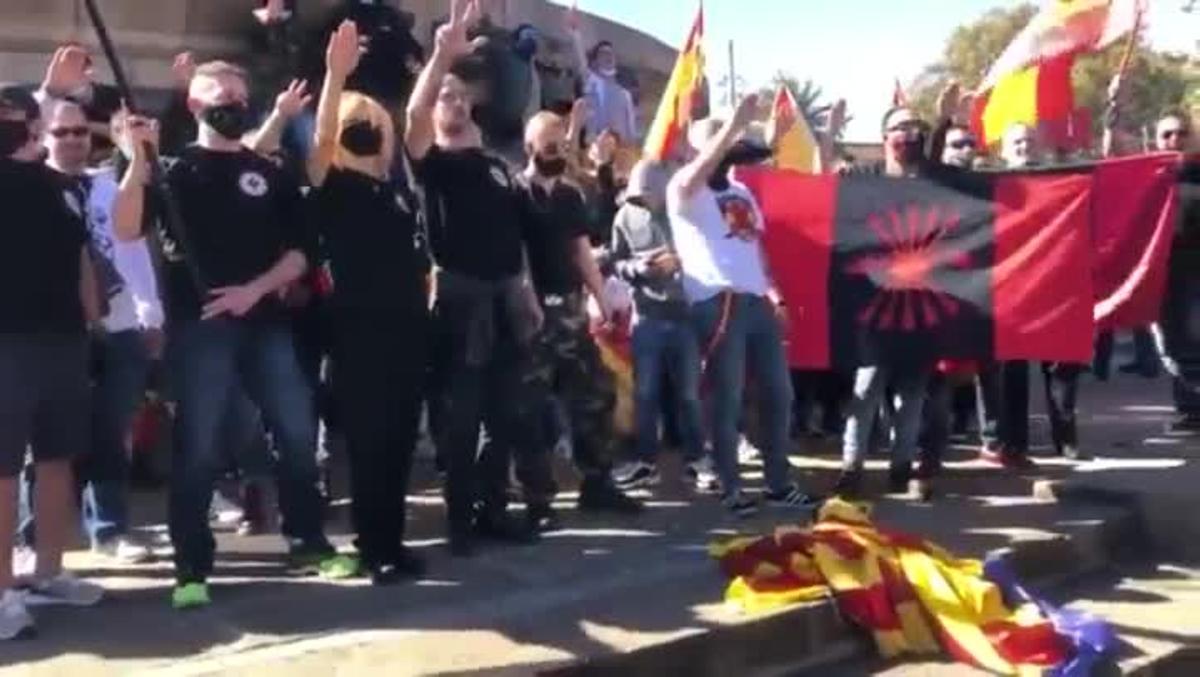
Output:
(564, 4), (590, 79)
(308, 20), (361, 187)
(672, 94), (759, 200)
(113, 115), (160, 242)
(246, 78), (311, 157)
(405, 0), (483, 160)
(816, 99), (846, 174)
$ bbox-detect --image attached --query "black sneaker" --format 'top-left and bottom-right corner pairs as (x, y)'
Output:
(578, 477), (644, 514)
(1167, 415), (1200, 434)
(612, 461), (660, 490)
(888, 462), (913, 494)
(526, 503), (562, 533)
(449, 534), (475, 558)
(367, 548), (427, 586)
(832, 468), (865, 499)
(764, 485), (821, 509)
(720, 491), (760, 518)
(474, 513), (539, 545)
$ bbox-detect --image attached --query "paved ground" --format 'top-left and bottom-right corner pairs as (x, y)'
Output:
(4, 369), (1199, 676)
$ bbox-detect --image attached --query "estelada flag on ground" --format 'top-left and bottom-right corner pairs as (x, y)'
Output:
(766, 85), (819, 173)
(971, 0), (1145, 148)
(643, 3), (707, 161)
(738, 153), (1181, 370)
(712, 500), (1115, 674)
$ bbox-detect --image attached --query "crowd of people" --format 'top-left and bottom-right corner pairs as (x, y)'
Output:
(0, 0), (1196, 644)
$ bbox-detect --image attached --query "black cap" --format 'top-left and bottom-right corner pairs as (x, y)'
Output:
(0, 84), (40, 120)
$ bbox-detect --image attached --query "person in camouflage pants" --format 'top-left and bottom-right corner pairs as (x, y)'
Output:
(510, 112), (643, 530)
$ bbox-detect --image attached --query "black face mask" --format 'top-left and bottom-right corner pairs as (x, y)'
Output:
(201, 102), (253, 141)
(897, 134), (928, 165)
(0, 119), (29, 157)
(340, 121), (384, 157)
(533, 154), (567, 178)
(708, 140), (773, 191)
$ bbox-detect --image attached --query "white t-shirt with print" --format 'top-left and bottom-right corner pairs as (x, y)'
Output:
(85, 167), (164, 332)
(667, 176), (771, 303)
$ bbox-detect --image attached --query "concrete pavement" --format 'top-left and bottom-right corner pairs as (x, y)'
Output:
(3, 371), (1199, 676)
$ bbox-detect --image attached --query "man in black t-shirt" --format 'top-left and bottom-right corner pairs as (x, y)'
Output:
(516, 111), (641, 527)
(113, 62), (356, 610)
(0, 86), (104, 640)
(405, 0), (545, 556)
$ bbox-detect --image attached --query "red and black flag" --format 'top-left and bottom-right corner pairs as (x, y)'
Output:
(739, 154), (1179, 370)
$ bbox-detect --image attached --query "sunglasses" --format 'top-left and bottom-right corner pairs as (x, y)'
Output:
(1161, 130), (1190, 140)
(949, 139), (977, 150)
(887, 121), (928, 135)
(49, 126), (89, 139)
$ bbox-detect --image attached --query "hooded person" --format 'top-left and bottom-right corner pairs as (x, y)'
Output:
(306, 21), (430, 585)
(609, 159), (715, 494)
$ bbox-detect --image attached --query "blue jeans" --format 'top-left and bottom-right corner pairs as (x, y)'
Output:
(18, 331), (151, 548)
(690, 294), (793, 495)
(631, 316), (706, 464)
(167, 317), (329, 584)
(81, 330), (152, 545)
(843, 366), (929, 469)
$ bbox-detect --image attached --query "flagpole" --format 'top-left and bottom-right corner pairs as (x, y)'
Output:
(1111, 2), (1146, 103)
(727, 39), (737, 106)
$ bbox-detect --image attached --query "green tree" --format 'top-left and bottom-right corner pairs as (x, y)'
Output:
(909, 4), (1199, 143)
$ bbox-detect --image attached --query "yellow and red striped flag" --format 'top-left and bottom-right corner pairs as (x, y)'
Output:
(643, 4), (707, 161)
(972, 0), (1145, 148)
(766, 85), (819, 173)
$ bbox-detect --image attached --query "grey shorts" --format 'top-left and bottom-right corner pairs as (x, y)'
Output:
(0, 335), (90, 478)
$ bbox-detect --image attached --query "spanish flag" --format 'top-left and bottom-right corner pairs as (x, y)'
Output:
(643, 4), (707, 161)
(971, 0), (1144, 147)
(766, 85), (818, 173)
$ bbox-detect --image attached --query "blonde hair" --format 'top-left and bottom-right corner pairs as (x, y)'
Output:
(524, 111), (566, 146)
(332, 92), (395, 177)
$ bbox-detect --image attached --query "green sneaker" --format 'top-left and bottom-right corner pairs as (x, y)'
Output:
(316, 553), (361, 580)
(289, 551), (361, 580)
(171, 582), (210, 610)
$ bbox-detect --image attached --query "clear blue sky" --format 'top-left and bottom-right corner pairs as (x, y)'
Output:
(549, 0), (1198, 142)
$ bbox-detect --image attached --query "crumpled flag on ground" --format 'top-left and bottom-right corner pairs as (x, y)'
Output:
(710, 499), (1114, 676)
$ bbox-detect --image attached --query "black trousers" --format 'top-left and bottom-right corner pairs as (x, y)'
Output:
(431, 299), (541, 535)
(333, 311), (426, 566)
(995, 361), (1081, 454)
(1160, 270), (1200, 416)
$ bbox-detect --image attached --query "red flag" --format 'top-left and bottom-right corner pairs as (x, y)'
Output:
(739, 154), (1179, 369)
(1093, 153), (1183, 328)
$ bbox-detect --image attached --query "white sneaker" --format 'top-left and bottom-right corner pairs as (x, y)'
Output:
(612, 461), (660, 489)
(684, 458), (721, 494)
(92, 535), (153, 565)
(24, 573), (105, 608)
(0, 590), (34, 640)
(737, 437), (761, 463)
(209, 490), (244, 526)
(12, 547), (36, 579)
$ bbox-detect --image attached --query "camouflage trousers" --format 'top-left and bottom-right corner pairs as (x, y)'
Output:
(527, 294), (619, 475)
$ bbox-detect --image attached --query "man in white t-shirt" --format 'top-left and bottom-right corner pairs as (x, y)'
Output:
(38, 101), (163, 565)
(666, 96), (817, 517)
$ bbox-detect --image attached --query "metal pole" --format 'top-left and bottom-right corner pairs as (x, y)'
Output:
(81, 0), (206, 295)
(727, 39), (736, 105)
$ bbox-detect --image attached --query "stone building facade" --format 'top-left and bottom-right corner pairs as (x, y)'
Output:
(0, 0), (675, 127)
